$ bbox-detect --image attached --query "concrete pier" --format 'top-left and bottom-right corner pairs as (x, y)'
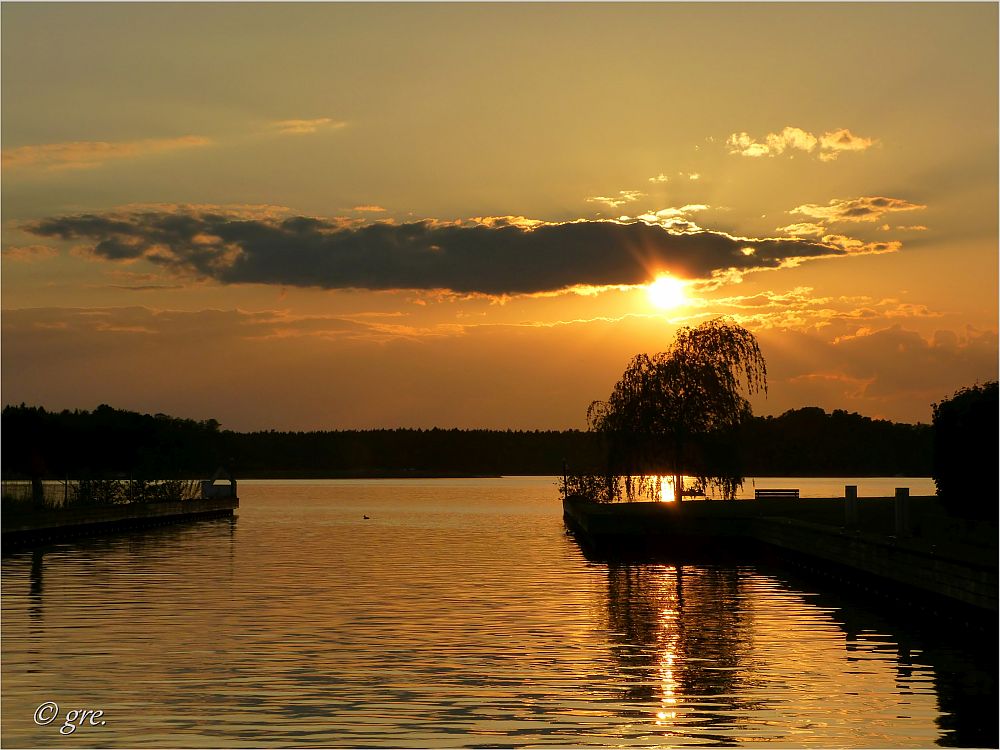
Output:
(563, 494), (997, 614)
(2, 497), (238, 549)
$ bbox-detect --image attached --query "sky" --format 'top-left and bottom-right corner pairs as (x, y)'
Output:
(2, 2), (997, 431)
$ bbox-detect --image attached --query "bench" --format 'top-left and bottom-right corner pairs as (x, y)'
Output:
(755, 488), (799, 499)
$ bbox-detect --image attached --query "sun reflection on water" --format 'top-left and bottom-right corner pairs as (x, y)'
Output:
(655, 577), (681, 726)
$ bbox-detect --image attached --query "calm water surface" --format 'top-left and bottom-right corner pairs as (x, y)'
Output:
(2, 478), (993, 747)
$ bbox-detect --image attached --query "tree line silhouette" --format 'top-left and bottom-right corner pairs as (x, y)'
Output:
(2, 402), (932, 480)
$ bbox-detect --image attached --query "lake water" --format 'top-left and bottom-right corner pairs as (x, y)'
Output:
(1, 477), (993, 747)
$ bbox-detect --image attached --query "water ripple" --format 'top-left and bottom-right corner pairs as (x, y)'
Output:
(2, 479), (992, 747)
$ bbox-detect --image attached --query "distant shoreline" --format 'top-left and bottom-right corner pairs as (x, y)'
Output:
(234, 470), (505, 480)
(5, 472), (934, 482)
(226, 472), (934, 480)
(4, 405), (937, 480)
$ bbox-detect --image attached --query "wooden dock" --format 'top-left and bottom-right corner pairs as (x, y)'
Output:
(563, 494), (997, 615)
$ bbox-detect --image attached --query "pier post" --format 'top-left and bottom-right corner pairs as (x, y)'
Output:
(844, 485), (858, 529)
(894, 487), (911, 537)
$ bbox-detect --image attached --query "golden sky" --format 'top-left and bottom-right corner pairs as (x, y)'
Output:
(2, 3), (997, 430)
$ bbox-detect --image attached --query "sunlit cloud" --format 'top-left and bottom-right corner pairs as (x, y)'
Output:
(817, 128), (876, 160)
(2, 136), (211, 171)
(2, 244), (58, 262)
(775, 222), (826, 237)
(727, 126), (816, 156)
(648, 173), (670, 183)
(351, 205), (387, 212)
(110, 202), (296, 219)
(625, 205), (711, 232)
(270, 118), (347, 135)
(727, 126), (875, 161)
(791, 196), (925, 224)
(24, 206), (889, 296)
(648, 204), (708, 218)
(468, 215), (547, 229)
(702, 291), (942, 333)
(523, 283), (641, 300)
(897, 225), (929, 231)
(820, 234), (901, 256)
(396, 280), (645, 307)
(586, 190), (646, 209)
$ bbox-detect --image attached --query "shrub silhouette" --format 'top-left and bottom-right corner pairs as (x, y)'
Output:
(931, 381), (998, 521)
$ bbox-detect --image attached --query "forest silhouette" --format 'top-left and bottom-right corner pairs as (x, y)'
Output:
(3, 402), (932, 480)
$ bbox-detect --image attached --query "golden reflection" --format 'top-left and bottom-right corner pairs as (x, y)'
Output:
(604, 564), (759, 734)
(646, 274), (688, 310)
(655, 579), (680, 726)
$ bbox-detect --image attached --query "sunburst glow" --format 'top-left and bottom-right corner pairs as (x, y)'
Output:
(647, 275), (688, 310)
(658, 475), (677, 502)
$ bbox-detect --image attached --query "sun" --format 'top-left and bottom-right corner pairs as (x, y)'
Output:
(646, 275), (688, 310)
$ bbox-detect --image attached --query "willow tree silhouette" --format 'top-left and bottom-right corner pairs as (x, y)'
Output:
(583, 318), (767, 502)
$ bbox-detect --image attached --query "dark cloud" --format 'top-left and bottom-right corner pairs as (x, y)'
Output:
(27, 208), (858, 295)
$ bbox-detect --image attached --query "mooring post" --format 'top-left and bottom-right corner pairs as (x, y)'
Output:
(845, 485), (858, 529)
(894, 487), (911, 537)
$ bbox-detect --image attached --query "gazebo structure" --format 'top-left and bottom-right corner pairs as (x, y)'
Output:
(200, 467), (237, 500)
